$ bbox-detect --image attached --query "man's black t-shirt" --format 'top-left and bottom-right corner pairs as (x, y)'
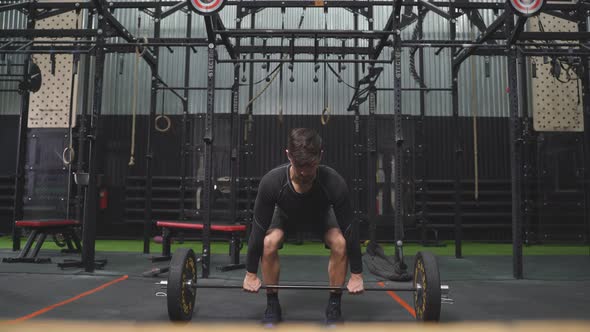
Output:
(246, 164), (363, 274)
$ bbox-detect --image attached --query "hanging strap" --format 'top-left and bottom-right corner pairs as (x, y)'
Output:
(129, 37), (147, 166)
(278, 8), (285, 125)
(320, 8), (331, 125)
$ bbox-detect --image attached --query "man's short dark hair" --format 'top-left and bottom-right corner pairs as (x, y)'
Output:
(287, 128), (322, 165)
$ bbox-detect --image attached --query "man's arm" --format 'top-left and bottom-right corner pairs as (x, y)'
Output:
(332, 182), (363, 274)
(245, 176), (277, 274)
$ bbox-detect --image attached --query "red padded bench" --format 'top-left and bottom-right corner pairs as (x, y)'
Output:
(156, 221), (246, 233)
(3, 219), (81, 264)
(155, 221), (247, 273)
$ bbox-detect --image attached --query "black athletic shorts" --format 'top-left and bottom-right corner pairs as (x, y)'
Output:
(268, 205), (340, 237)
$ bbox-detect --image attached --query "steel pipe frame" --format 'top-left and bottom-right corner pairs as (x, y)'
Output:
(390, 0), (405, 255)
(142, 3), (162, 255)
(505, 16), (524, 280)
(415, 2), (429, 247)
(449, 3), (463, 260)
(0, 1), (523, 10)
(201, 43), (216, 278)
(577, 6), (590, 266)
(10, 14), (35, 252)
(167, 10), (193, 258)
(79, 12), (107, 273)
(2, 1), (585, 13)
(2, 0), (589, 278)
(217, 58), (391, 64)
(0, 0), (584, 22)
(74, 9), (95, 252)
(365, 5), (378, 243)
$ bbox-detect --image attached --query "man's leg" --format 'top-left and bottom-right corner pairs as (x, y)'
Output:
(261, 228), (284, 292)
(325, 227), (348, 287)
(261, 228), (284, 324)
(324, 227), (347, 324)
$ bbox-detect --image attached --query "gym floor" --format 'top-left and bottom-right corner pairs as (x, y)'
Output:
(0, 246), (589, 325)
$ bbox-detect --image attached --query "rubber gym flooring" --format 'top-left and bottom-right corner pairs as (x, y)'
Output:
(0, 246), (589, 324)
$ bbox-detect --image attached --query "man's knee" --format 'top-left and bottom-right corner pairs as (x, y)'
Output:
(326, 229), (347, 257)
(263, 230), (283, 255)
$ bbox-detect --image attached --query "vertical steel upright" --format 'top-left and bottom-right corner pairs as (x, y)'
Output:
(366, 7), (377, 242)
(144, 5), (162, 254)
(450, 4), (463, 258)
(178, 11), (193, 251)
(81, 13), (106, 273)
(352, 10), (362, 229)
(75, 9), (95, 231)
(578, 15), (590, 247)
(392, 20), (404, 250)
(11, 15), (35, 252)
(505, 14), (524, 279)
(201, 40), (216, 278)
(518, 51), (533, 245)
(230, 66), (240, 224)
(367, 88), (377, 240)
(416, 4), (428, 244)
(244, 11), (256, 225)
(230, 4), (242, 227)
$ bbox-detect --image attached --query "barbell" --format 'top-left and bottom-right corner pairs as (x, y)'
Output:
(159, 247), (449, 322)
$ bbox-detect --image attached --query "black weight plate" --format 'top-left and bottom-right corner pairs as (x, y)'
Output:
(29, 63), (42, 92)
(413, 251), (441, 321)
(167, 248), (198, 321)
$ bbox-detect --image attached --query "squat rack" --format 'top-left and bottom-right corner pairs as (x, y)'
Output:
(1, 0), (589, 278)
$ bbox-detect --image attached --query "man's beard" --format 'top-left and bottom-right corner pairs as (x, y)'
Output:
(293, 173), (315, 185)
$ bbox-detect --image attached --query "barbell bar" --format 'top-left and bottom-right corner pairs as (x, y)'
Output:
(157, 280), (450, 293)
(161, 247), (448, 322)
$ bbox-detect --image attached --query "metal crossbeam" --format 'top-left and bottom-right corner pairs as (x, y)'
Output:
(161, 1), (187, 19)
(217, 29), (392, 39)
(237, 45), (372, 56)
(0, 1), (28, 13)
(419, 0), (451, 20)
(35, 8), (75, 20)
(374, 0), (403, 59)
(0, 1), (580, 11)
(213, 13), (237, 59)
(453, 11), (508, 67)
(92, 0), (134, 43)
(508, 17), (527, 46)
(0, 29), (100, 38)
(465, 8), (490, 36)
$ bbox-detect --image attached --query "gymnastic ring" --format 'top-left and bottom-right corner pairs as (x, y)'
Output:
(155, 114), (171, 133)
(321, 106), (331, 126)
(62, 146), (75, 165)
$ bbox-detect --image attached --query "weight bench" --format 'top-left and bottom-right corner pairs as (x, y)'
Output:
(145, 221), (246, 277)
(3, 219), (81, 264)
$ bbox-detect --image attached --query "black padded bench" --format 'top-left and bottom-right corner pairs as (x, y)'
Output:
(3, 219), (81, 264)
(155, 221), (247, 272)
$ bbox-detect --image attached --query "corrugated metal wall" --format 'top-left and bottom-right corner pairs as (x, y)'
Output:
(1, 2), (513, 117)
(0, 8), (27, 115)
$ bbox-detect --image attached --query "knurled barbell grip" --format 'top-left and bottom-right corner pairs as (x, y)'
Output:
(157, 281), (449, 294)
(176, 281), (424, 292)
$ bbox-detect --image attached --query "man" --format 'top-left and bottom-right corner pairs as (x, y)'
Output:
(243, 128), (364, 324)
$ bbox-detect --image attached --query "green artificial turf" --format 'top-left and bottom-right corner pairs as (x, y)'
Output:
(0, 236), (587, 256)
